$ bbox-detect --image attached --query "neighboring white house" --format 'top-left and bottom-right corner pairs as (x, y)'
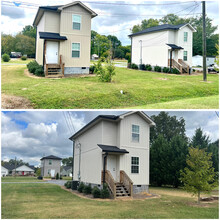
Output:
(1, 166), (9, 177)
(192, 55), (216, 67)
(129, 23), (196, 74)
(69, 111), (155, 198)
(12, 165), (35, 176)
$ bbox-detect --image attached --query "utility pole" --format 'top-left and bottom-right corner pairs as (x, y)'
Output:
(15, 157), (17, 178)
(139, 40), (142, 68)
(202, 1), (207, 81)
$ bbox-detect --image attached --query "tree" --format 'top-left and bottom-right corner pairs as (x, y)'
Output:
(131, 18), (159, 33)
(62, 157), (73, 167)
(180, 147), (217, 204)
(21, 25), (36, 39)
(191, 128), (210, 149)
(1, 34), (15, 55)
(8, 159), (29, 167)
(208, 140), (219, 172)
(159, 14), (190, 25)
(36, 167), (41, 176)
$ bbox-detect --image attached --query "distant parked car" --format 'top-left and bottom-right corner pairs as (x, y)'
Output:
(10, 52), (22, 58)
(208, 64), (219, 73)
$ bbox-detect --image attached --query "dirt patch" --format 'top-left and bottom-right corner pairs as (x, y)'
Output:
(188, 200), (218, 208)
(24, 69), (44, 79)
(158, 78), (168, 81)
(1, 94), (33, 109)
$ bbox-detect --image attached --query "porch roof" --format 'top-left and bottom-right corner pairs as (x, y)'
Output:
(39, 32), (67, 41)
(98, 144), (129, 154)
(167, 44), (183, 50)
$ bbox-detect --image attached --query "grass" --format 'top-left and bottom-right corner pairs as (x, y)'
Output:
(1, 65), (219, 109)
(1, 58), (34, 65)
(1, 176), (42, 182)
(62, 176), (72, 180)
(1, 183), (218, 219)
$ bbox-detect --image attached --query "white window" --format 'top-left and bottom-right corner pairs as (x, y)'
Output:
(183, 51), (188, 61)
(132, 124), (140, 142)
(49, 160), (52, 165)
(72, 15), (81, 30)
(131, 157), (139, 174)
(72, 43), (80, 58)
(48, 169), (51, 175)
(184, 32), (188, 42)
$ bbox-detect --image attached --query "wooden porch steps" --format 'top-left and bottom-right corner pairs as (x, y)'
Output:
(116, 183), (130, 197)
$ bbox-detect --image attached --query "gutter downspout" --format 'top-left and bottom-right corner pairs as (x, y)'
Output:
(170, 49), (173, 71)
(35, 26), (37, 59)
(78, 143), (81, 182)
(103, 152), (108, 184)
(72, 140), (75, 181)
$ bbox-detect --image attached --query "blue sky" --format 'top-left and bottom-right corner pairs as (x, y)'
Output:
(1, 0), (219, 45)
(1, 111), (219, 166)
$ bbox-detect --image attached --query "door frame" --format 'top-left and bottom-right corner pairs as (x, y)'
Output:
(44, 40), (59, 64)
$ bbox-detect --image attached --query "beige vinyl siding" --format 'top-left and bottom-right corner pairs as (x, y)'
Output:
(59, 4), (91, 67)
(102, 121), (118, 146)
(73, 122), (103, 184)
(36, 13), (45, 65)
(44, 11), (60, 33)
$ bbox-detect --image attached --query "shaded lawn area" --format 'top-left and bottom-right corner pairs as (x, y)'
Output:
(1, 184), (218, 219)
(1, 176), (42, 182)
(1, 65), (219, 109)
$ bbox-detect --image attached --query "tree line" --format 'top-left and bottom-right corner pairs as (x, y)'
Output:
(150, 111), (219, 188)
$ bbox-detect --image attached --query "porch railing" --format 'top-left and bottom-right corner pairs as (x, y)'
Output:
(102, 170), (116, 198)
(120, 170), (133, 197)
(168, 59), (183, 73)
(178, 59), (189, 74)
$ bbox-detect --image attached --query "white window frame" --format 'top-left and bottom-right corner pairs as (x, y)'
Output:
(49, 160), (52, 165)
(183, 51), (188, 61)
(131, 157), (139, 174)
(72, 14), (81, 30)
(132, 124), (140, 143)
(71, 42), (81, 58)
(184, 32), (188, 42)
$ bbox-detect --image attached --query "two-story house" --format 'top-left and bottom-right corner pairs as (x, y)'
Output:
(33, 1), (97, 77)
(69, 111), (155, 198)
(40, 155), (62, 177)
(129, 23), (196, 74)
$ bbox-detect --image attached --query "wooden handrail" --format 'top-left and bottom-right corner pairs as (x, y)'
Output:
(168, 59), (183, 73)
(102, 170), (116, 198)
(120, 170), (133, 197)
(178, 59), (189, 74)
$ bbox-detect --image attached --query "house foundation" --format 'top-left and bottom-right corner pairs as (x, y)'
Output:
(64, 67), (89, 75)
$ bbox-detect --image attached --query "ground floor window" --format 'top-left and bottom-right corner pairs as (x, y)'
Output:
(131, 157), (139, 173)
(48, 169), (51, 175)
(183, 51), (188, 61)
(72, 43), (80, 58)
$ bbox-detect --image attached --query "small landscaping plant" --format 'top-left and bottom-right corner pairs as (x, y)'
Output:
(64, 181), (72, 189)
(100, 183), (110, 199)
(145, 64), (152, 71)
(163, 67), (170, 73)
(77, 182), (85, 193)
(89, 65), (95, 74)
(2, 53), (10, 62)
(83, 183), (92, 194)
(37, 176), (43, 180)
(56, 173), (59, 180)
(171, 68), (180, 74)
(27, 61), (44, 77)
(99, 57), (105, 62)
(139, 64), (146, 70)
(131, 63), (138, 69)
(154, 65), (162, 72)
(92, 186), (101, 198)
(21, 56), (27, 60)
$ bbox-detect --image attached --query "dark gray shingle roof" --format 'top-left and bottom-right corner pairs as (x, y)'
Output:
(2, 163), (15, 171)
(129, 23), (186, 37)
(98, 144), (129, 154)
(40, 155), (62, 160)
(167, 44), (184, 50)
(39, 32), (67, 40)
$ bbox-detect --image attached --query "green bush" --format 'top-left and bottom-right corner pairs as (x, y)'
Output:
(89, 65), (95, 74)
(92, 186), (101, 198)
(99, 57), (105, 62)
(64, 181), (72, 189)
(27, 60), (39, 74)
(145, 64), (152, 71)
(2, 53), (10, 62)
(193, 69), (196, 72)
(171, 68), (180, 74)
(94, 59), (116, 82)
(140, 64), (146, 70)
(154, 65), (161, 72)
(77, 182), (85, 193)
(131, 63), (138, 69)
(35, 66), (44, 76)
(56, 173), (59, 180)
(100, 183), (110, 199)
(21, 56), (27, 60)
(163, 67), (170, 73)
(83, 184), (92, 194)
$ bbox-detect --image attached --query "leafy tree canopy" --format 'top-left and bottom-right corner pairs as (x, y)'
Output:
(62, 157), (73, 167)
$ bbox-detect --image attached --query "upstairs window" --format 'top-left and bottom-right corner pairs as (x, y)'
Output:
(72, 15), (81, 30)
(72, 43), (80, 58)
(132, 124), (140, 142)
(183, 51), (188, 61)
(49, 160), (52, 165)
(131, 157), (139, 174)
(184, 32), (188, 42)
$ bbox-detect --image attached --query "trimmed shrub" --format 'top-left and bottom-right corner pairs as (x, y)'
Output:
(92, 186), (101, 198)
(100, 183), (110, 199)
(77, 182), (85, 193)
(64, 181), (72, 189)
(154, 65), (161, 72)
(21, 56), (27, 60)
(2, 53), (10, 62)
(99, 57), (105, 62)
(37, 176), (43, 180)
(56, 173), (59, 180)
(131, 63), (138, 69)
(89, 65), (95, 74)
(83, 183), (92, 194)
(193, 69), (196, 72)
(145, 64), (152, 71)
(139, 64), (146, 70)
(163, 67), (170, 73)
(171, 68), (180, 74)
(27, 60), (39, 74)
(35, 66), (44, 76)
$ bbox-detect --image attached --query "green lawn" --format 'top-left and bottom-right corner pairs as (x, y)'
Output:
(1, 183), (218, 219)
(1, 65), (219, 109)
(1, 58), (34, 65)
(1, 176), (42, 182)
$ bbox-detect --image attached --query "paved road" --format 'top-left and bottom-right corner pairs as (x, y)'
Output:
(2, 180), (68, 186)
